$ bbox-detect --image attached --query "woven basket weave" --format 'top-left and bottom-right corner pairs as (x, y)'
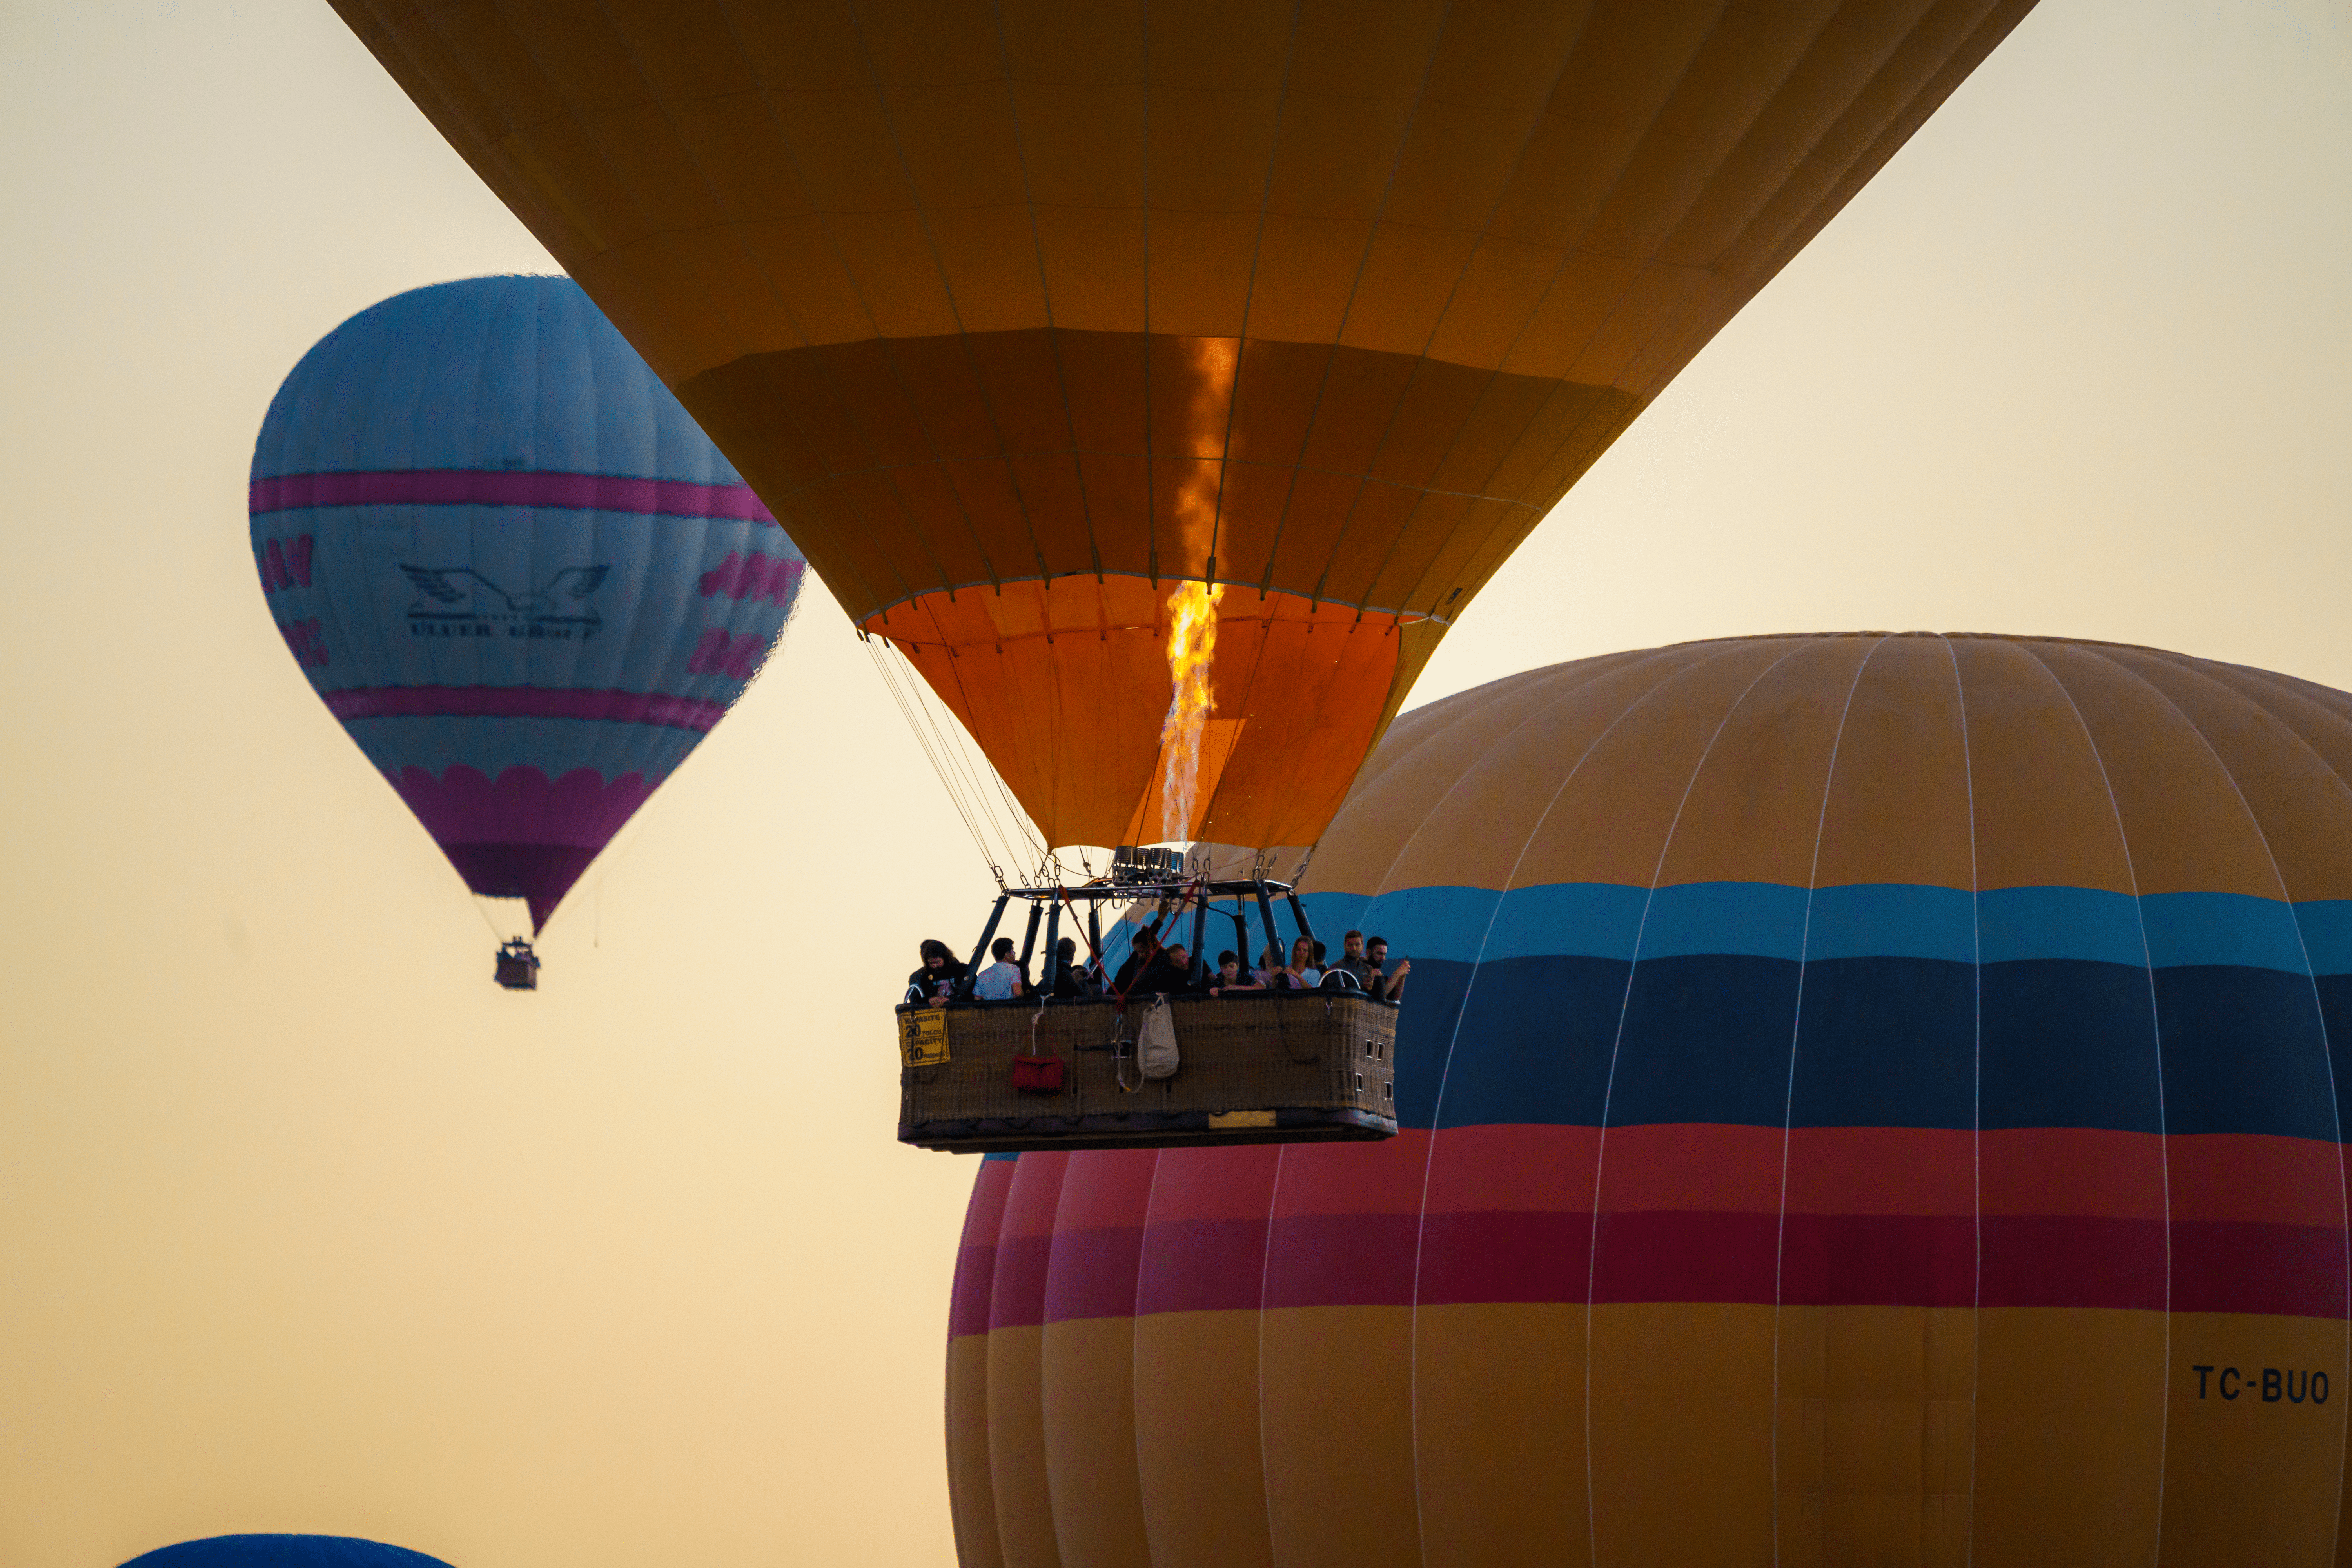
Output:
(898, 993), (1399, 1152)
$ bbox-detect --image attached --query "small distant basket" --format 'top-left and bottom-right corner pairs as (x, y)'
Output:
(494, 939), (541, 991)
(898, 992), (1398, 1152)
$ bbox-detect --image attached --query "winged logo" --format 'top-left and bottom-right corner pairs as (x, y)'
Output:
(401, 563), (609, 641)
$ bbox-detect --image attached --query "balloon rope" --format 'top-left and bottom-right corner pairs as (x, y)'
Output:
(864, 635), (1049, 881)
(865, 635), (1005, 874)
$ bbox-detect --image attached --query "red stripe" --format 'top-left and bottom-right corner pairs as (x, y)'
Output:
(249, 469), (776, 523)
(324, 686), (724, 732)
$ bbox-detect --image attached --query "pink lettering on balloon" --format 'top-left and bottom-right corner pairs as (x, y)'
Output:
(697, 550), (800, 606)
(255, 534), (316, 593)
(686, 626), (731, 674)
(278, 617), (329, 667)
(685, 628), (768, 681)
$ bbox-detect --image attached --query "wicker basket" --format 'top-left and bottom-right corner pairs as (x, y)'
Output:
(897, 993), (1400, 1152)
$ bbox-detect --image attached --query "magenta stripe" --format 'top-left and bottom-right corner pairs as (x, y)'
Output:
(1035, 1210), (2351, 1322)
(2173, 1219), (2350, 1317)
(1781, 1214), (1978, 1307)
(1263, 1213), (1422, 1308)
(325, 686), (724, 733)
(949, 1244), (999, 1339)
(250, 469), (775, 523)
(987, 1234), (1055, 1332)
(1135, 1217), (1269, 1316)
(1980, 1214), (2166, 1310)
(1042, 1226), (1145, 1324)
(1418, 1210), (1595, 1305)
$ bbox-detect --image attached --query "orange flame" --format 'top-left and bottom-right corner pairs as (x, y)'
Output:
(1151, 336), (1238, 845)
(1158, 578), (1224, 843)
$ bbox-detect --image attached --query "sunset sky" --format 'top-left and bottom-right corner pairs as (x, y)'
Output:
(2, 2), (2348, 1565)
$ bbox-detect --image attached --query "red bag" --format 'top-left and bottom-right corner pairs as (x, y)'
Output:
(1011, 1055), (1065, 1093)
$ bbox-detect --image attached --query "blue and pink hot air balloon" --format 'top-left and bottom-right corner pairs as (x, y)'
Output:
(250, 275), (803, 957)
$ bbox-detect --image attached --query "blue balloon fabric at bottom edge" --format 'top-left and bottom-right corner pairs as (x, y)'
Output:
(119, 1535), (455, 1568)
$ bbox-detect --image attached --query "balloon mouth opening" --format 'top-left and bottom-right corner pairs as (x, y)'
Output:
(443, 844), (602, 933)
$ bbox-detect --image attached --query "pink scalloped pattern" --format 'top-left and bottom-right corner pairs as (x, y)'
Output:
(391, 765), (655, 931)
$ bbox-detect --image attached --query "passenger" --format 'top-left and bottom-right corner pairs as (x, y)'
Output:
(1206, 949), (1263, 996)
(1367, 936), (1412, 1000)
(1335, 930), (1377, 988)
(1112, 929), (1161, 992)
(1051, 936), (1096, 998)
(1265, 935), (1319, 991)
(1312, 940), (1328, 971)
(1253, 940), (1286, 987)
(1134, 941), (1192, 997)
(971, 936), (1025, 1001)
(907, 938), (967, 1005)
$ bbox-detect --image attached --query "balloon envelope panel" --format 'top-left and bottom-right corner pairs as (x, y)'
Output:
(947, 633), (2352, 1567)
(120, 1536), (455, 1568)
(251, 276), (805, 929)
(323, 2), (2037, 851)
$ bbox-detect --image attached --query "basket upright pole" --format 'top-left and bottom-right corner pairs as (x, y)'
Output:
(958, 895), (1010, 1001)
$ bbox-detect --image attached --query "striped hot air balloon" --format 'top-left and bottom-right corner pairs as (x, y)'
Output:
(250, 275), (806, 936)
(322, 3), (2037, 856)
(948, 633), (2352, 1567)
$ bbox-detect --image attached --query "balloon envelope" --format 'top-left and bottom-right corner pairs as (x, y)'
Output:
(325, 2), (2037, 852)
(251, 276), (805, 931)
(120, 1537), (454, 1568)
(949, 633), (2352, 1566)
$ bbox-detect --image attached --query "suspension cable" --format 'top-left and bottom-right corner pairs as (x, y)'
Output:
(862, 633), (1060, 884)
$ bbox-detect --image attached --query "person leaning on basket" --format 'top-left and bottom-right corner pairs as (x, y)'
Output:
(1270, 935), (1319, 991)
(907, 938), (967, 1005)
(971, 936), (1025, 1001)
(1131, 941), (1192, 997)
(1205, 950), (1263, 997)
(1335, 930), (1378, 988)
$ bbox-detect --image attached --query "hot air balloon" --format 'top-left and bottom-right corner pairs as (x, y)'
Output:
(120, 1537), (454, 1568)
(252, 276), (805, 980)
(948, 633), (2352, 1567)
(324, 2), (2038, 857)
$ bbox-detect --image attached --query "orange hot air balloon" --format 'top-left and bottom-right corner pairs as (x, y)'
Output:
(328, 2), (2037, 853)
(949, 633), (2352, 1568)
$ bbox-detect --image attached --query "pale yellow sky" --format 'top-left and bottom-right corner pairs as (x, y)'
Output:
(1, 3), (2347, 1566)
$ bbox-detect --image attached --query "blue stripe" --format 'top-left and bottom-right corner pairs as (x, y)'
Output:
(2297, 900), (2352, 976)
(1637, 882), (1809, 962)
(1978, 886), (2146, 967)
(1393, 951), (2330, 1137)
(2140, 891), (2311, 975)
(1806, 884), (1975, 963)
(1307, 879), (2331, 973)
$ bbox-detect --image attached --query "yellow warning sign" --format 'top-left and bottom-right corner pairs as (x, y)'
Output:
(899, 1007), (949, 1069)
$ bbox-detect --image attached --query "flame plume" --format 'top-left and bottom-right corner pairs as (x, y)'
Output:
(1158, 579), (1224, 843)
